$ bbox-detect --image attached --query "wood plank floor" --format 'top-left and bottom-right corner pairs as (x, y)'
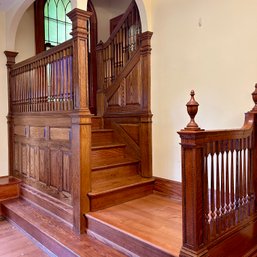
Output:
(88, 193), (183, 256)
(0, 219), (51, 257)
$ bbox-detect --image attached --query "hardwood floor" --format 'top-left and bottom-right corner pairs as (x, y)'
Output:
(0, 219), (51, 257)
(87, 193), (182, 257)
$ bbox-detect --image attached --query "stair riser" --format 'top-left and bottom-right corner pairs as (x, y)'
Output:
(2, 205), (77, 257)
(89, 183), (154, 211)
(20, 185), (73, 225)
(92, 118), (103, 130)
(92, 131), (114, 146)
(87, 217), (173, 257)
(92, 147), (126, 163)
(92, 164), (139, 183)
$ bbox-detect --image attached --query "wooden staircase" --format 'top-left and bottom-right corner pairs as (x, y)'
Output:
(89, 117), (155, 211)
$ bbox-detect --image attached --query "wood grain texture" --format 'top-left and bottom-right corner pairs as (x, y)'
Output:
(0, 220), (50, 257)
(0, 176), (21, 201)
(2, 198), (125, 257)
(154, 177), (182, 200)
(87, 193), (182, 257)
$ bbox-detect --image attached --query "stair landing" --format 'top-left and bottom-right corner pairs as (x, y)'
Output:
(86, 193), (182, 257)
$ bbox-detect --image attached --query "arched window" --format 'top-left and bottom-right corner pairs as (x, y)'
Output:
(44, 0), (72, 48)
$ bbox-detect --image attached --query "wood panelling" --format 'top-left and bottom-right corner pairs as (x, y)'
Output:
(30, 126), (45, 139)
(14, 125), (26, 136)
(50, 127), (70, 141)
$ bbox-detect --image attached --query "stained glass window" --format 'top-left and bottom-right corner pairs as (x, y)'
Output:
(44, 0), (72, 47)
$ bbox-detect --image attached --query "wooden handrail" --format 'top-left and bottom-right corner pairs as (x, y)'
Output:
(178, 88), (257, 256)
(101, 0), (139, 49)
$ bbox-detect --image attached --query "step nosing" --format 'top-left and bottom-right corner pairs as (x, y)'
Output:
(92, 143), (126, 150)
(89, 179), (154, 196)
(92, 160), (139, 170)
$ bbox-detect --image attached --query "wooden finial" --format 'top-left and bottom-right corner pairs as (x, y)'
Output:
(185, 90), (201, 131)
(252, 83), (257, 112)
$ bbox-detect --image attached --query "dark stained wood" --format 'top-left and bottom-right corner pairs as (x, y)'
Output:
(0, 220), (50, 257)
(154, 177), (182, 200)
(34, 0), (45, 54)
(2, 198), (125, 257)
(178, 87), (257, 256)
(87, 193), (182, 257)
(110, 14), (123, 34)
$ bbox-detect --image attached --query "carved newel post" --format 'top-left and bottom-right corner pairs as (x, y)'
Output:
(178, 91), (208, 257)
(67, 9), (92, 234)
(4, 51), (18, 176)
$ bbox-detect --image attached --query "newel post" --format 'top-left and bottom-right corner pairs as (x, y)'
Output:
(178, 91), (208, 257)
(139, 31), (153, 178)
(67, 9), (92, 234)
(4, 51), (18, 176)
(250, 84), (257, 209)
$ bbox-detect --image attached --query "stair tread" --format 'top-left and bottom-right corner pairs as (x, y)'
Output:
(92, 129), (113, 133)
(92, 143), (126, 150)
(92, 157), (139, 170)
(90, 175), (155, 195)
(2, 198), (124, 257)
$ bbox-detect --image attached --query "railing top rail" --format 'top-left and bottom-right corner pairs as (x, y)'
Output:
(12, 39), (73, 70)
(101, 0), (139, 49)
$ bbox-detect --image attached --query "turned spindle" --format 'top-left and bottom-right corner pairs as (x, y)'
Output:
(251, 83), (257, 112)
(185, 90), (201, 131)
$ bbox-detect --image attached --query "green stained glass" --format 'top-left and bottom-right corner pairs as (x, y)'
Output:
(44, 0), (72, 47)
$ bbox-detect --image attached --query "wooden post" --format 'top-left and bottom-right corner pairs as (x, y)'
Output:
(96, 41), (105, 116)
(139, 31), (153, 178)
(4, 51), (18, 176)
(249, 84), (257, 210)
(67, 9), (92, 234)
(178, 91), (208, 257)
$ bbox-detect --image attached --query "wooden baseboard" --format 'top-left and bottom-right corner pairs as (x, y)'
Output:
(154, 177), (182, 200)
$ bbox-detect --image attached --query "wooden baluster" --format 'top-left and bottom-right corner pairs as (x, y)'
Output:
(204, 152), (210, 243)
(216, 143), (221, 235)
(235, 140), (240, 224)
(220, 147), (225, 232)
(210, 148), (216, 239)
(242, 138), (247, 219)
(225, 148), (230, 226)
(230, 141), (235, 226)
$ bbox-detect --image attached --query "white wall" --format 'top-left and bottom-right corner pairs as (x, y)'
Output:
(0, 12), (9, 176)
(151, 0), (257, 181)
(15, 4), (35, 63)
(92, 0), (131, 42)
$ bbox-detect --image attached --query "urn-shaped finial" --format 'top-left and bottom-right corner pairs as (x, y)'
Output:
(252, 84), (257, 112)
(185, 90), (201, 131)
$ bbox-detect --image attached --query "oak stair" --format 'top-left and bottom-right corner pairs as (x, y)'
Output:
(1, 197), (124, 257)
(89, 117), (155, 211)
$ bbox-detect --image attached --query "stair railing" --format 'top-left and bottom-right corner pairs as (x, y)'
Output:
(178, 87), (257, 256)
(97, 0), (141, 91)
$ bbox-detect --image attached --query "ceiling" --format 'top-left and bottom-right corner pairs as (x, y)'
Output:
(0, 0), (20, 11)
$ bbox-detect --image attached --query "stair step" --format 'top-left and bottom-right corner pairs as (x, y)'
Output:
(92, 143), (127, 163)
(91, 117), (103, 130)
(20, 183), (73, 225)
(88, 176), (154, 211)
(92, 129), (115, 146)
(1, 198), (124, 257)
(86, 193), (180, 257)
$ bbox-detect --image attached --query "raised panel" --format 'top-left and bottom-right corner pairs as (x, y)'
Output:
(120, 124), (140, 145)
(50, 128), (70, 141)
(14, 125), (26, 136)
(50, 149), (62, 190)
(108, 79), (125, 107)
(126, 62), (141, 105)
(30, 127), (45, 139)
(14, 143), (19, 171)
(63, 152), (71, 193)
(30, 146), (39, 179)
(21, 144), (28, 175)
(39, 148), (48, 184)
